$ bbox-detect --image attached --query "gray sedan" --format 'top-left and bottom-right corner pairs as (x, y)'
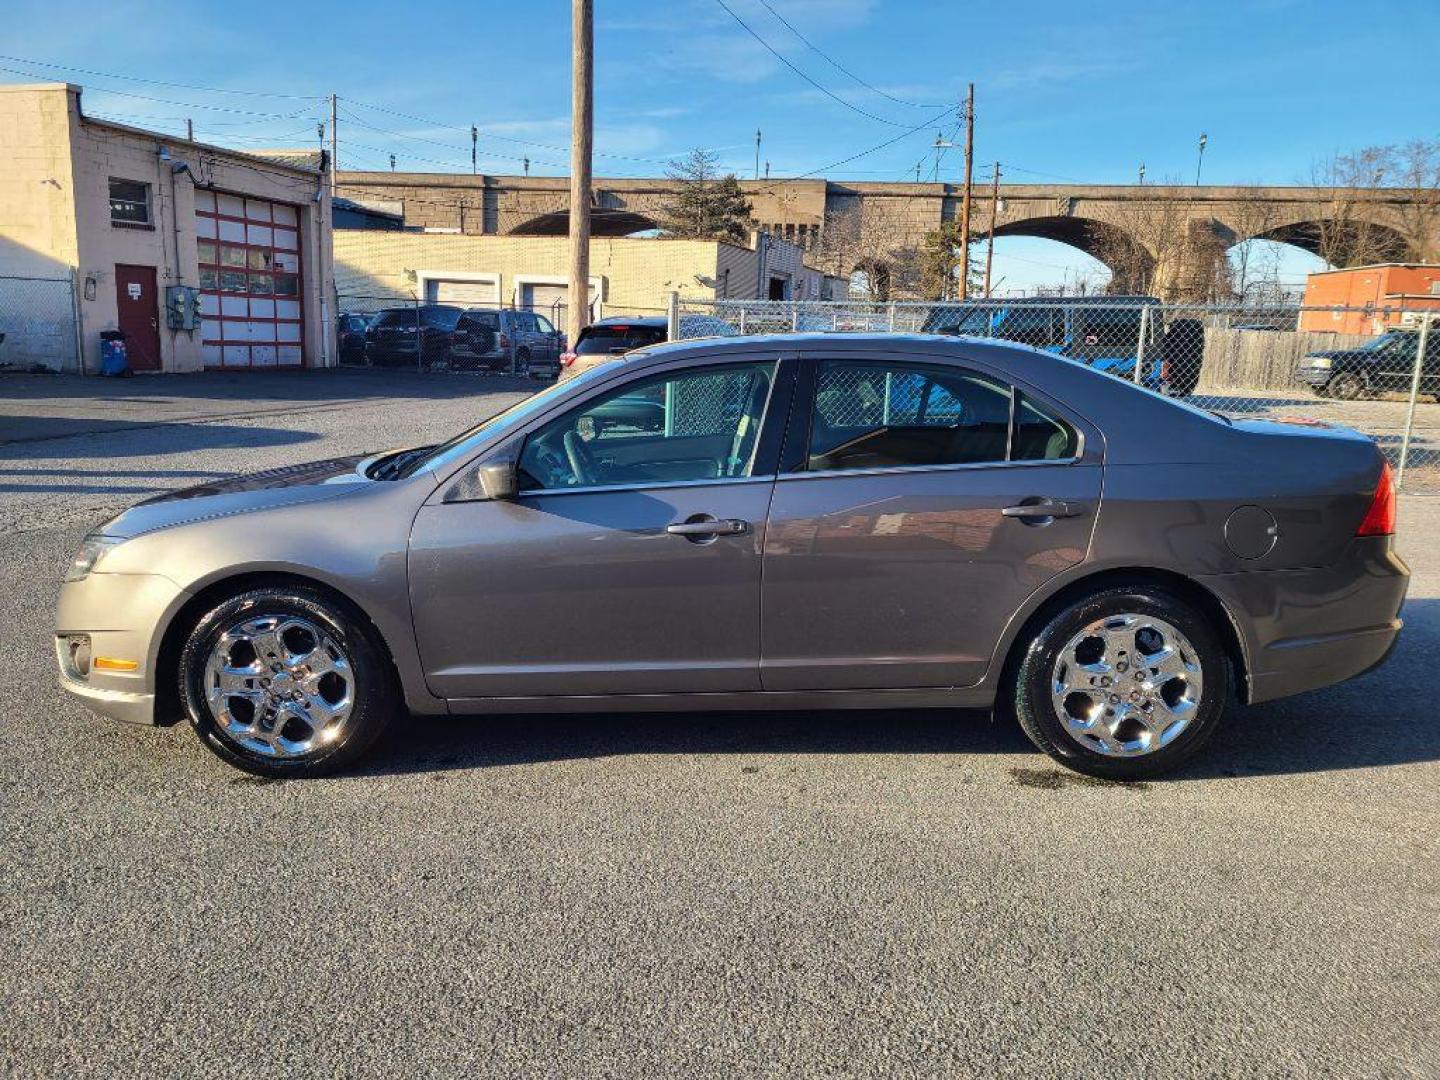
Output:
(56, 334), (1408, 780)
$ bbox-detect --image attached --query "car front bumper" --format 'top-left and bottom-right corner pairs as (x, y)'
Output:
(56, 571), (190, 726)
(1296, 365), (1333, 388)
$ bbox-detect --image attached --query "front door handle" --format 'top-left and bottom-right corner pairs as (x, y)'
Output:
(1002, 500), (1085, 520)
(666, 517), (750, 538)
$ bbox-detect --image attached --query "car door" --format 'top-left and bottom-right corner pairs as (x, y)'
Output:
(408, 354), (795, 700)
(533, 312), (560, 362)
(760, 353), (1102, 692)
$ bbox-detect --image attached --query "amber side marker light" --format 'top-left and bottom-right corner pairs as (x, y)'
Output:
(93, 657), (140, 672)
(1356, 460), (1397, 538)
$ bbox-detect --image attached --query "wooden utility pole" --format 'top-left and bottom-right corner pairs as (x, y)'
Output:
(568, 0), (594, 345)
(957, 83), (974, 300)
(983, 161), (1000, 297)
(329, 93), (338, 184)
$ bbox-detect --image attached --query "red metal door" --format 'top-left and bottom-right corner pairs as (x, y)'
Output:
(114, 264), (161, 371)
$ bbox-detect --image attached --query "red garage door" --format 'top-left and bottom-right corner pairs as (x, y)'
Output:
(196, 191), (304, 368)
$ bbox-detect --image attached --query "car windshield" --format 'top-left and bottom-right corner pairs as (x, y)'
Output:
(1362, 332), (1415, 352)
(577, 325), (666, 354)
(397, 361), (624, 478)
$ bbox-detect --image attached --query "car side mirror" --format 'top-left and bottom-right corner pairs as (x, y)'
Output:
(476, 456), (518, 500)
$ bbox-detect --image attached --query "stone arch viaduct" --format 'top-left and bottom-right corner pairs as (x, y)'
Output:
(336, 171), (1439, 299)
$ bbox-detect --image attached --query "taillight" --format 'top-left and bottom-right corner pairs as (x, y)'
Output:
(498, 332), (510, 350)
(1356, 460), (1396, 537)
(560, 351), (577, 367)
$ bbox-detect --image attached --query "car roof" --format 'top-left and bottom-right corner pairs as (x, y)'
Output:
(589, 316), (667, 329)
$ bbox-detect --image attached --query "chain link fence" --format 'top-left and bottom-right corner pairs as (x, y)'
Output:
(673, 297), (1440, 494)
(0, 275), (81, 374)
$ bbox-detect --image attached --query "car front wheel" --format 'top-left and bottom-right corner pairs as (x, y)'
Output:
(178, 585), (397, 778)
(1007, 585), (1230, 780)
(1326, 372), (1367, 400)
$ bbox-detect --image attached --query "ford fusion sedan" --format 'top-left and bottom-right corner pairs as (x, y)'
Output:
(57, 333), (1407, 780)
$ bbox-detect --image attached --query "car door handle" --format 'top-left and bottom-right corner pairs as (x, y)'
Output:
(666, 518), (750, 537)
(1002, 500), (1085, 519)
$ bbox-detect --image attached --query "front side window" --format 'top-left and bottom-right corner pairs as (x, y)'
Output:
(109, 179), (150, 225)
(534, 314), (556, 334)
(806, 360), (1076, 472)
(518, 362), (776, 491)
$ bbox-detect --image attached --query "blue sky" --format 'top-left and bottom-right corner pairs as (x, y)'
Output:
(6, 0), (1438, 291)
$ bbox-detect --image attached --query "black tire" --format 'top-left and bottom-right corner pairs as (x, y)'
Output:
(1005, 585), (1231, 781)
(1327, 372), (1367, 400)
(178, 585), (398, 778)
(515, 348), (532, 377)
(1161, 319), (1204, 397)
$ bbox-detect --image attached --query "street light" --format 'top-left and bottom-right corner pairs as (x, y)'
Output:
(1195, 132), (1208, 186)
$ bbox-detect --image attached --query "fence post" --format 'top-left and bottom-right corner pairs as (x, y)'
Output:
(791, 302), (799, 332)
(415, 298), (423, 373)
(666, 290), (680, 341)
(1133, 305), (1151, 385)
(887, 301), (896, 332)
(70, 267), (86, 376)
(739, 306), (747, 335)
(1395, 313), (1431, 495)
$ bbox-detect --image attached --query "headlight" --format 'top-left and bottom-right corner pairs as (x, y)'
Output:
(1307, 356), (1333, 369)
(65, 535), (125, 582)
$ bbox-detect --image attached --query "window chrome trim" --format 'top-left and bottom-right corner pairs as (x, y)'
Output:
(773, 458), (1083, 484)
(517, 473), (780, 499)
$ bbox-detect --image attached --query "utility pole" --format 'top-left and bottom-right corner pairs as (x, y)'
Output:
(389, 154), (396, 172)
(958, 82), (975, 300)
(754, 129), (761, 180)
(764, 161), (770, 180)
(186, 118), (194, 142)
(471, 125), (478, 175)
(329, 93), (338, 184)
(568, 0), (594, 346)
(983, 161), (1000, 298)
(523, 156), (531, 177)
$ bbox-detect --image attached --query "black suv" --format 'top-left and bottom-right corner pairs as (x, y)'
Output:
(1298, 327), (1440, 400)
(364, 305), (497, 368)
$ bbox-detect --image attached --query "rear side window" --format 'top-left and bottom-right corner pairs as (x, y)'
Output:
(371, 309), (414, 328)
(1074, 306), (1142, 348)
(576, 325), (666, 355)
(805, 360), (1078, 472)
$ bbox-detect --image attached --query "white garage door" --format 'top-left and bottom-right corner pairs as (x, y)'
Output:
(426, 278), (500, 305)
(196, 191), (304, 368)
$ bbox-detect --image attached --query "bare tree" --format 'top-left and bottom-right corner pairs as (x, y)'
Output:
(1307, 147), (1413, 267)
(813, 201), (915, 300)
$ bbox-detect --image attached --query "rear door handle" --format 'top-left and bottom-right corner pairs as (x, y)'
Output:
(1002, 501), (1085, 519)
(666, 517), (750, 537)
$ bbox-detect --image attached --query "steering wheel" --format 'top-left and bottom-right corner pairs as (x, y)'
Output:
(563, 429), (600, 486)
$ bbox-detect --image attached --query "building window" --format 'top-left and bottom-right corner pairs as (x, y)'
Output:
(109, 179), (151, 225)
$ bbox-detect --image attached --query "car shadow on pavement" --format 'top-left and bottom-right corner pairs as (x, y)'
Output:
(355, 706), (1036, 778)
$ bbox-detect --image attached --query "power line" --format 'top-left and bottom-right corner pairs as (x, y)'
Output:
(0, 52), (326, 100)
(752, 0), (947, 109)
(0, 65), (321, 117)
(709, 0), (944, 129)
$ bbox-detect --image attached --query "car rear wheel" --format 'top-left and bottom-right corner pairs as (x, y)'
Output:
(1006, 585), (1230, 780)
(178, 586), (397, 778)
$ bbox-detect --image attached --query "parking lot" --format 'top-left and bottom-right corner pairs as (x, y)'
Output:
(1, 369), (1436, 1077)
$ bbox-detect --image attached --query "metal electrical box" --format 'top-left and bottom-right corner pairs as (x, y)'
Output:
(164, 285), (202, 331)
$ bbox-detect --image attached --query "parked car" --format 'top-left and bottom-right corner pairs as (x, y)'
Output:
(1298, 328), (1440, 400)
(560, 314), (737, 380)
(363, 305), (483, 368)
(452, 308), (565, 379)
(336, 313), (371, 364)
(920, 297), (1205, 397)
(57, 332), (1406, 782)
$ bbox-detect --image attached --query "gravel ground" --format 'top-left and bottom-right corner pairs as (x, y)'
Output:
(1, 371), (1436, 1078)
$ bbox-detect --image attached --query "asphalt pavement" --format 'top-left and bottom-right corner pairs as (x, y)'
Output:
(1, 370), (1435, 1078)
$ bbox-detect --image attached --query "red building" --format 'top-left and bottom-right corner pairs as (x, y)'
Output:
(1301, 264), (1440, 335)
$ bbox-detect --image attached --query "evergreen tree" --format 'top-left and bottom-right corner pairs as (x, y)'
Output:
(658, 149), (755, 244)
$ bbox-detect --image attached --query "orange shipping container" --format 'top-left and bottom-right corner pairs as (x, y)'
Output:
(1300, 264), (1440, 335)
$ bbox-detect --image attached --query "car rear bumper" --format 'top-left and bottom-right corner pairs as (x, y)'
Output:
(1201, 536), (1409, 704)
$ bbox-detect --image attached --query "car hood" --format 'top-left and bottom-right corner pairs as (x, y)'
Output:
(100, 455), (373, 539)
(1303, 348), (1374, 362)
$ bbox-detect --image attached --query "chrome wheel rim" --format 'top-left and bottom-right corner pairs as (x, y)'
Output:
(203, 614), (355, 758)
(1050, 613), (1203, 757)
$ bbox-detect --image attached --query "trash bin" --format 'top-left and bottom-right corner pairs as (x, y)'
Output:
(99, 330), (131, 377)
